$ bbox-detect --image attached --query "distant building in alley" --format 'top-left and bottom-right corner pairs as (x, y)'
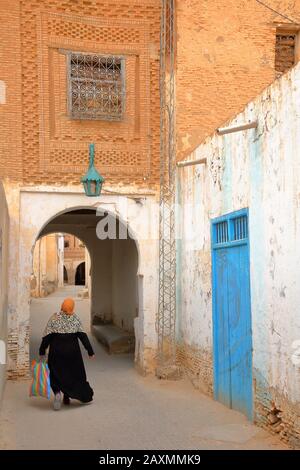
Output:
(30, 233), (90, 297)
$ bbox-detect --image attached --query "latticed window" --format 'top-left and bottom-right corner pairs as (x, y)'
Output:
(67, 52), (125, 121)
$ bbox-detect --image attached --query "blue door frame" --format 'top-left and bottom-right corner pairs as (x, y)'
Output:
(211, 208), (253, 420)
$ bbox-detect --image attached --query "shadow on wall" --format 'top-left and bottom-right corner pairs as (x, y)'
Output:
(91, 237), (139, 355)
(75, 262), (85, 286)
(0, 181), (9, 406)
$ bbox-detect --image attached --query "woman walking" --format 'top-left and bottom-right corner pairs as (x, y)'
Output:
(39, 298), (94, 410)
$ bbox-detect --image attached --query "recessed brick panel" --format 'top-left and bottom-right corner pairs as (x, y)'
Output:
(20, 0), (161, 186)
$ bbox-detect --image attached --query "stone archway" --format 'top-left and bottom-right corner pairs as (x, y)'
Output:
(32, 208), (139, 358)
(6, 190), (159, 379)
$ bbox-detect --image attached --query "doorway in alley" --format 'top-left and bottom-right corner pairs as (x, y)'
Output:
(211, 208), (253, 420)
(75, 262), (86, 285)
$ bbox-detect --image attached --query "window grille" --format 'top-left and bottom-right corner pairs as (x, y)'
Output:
(212, 210), (249, 247)
(67, 52), (125, 121)
(214, 221), (229, 244)
(232, 215), (248, 241)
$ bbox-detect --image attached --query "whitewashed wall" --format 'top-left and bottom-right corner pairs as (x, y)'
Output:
(112, 238), (138, 333)
(177, 62), (300, 437)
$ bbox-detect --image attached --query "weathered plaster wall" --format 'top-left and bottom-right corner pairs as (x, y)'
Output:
(78, 232), (138, 332)
(31, 234), (61, 297)
(177, 62), (300, 446)
(112, 238), (138, 333)
(0, 182), (9, 405)
(91, 239), (113, 322)
(4, 185), (159, 377)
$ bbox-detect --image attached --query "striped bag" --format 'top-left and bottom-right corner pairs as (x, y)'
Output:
(29, 359), (51, 399)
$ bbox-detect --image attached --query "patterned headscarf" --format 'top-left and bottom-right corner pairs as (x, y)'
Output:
(43, 311), (84, 336)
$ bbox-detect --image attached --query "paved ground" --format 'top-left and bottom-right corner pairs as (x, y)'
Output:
(0, 288), (288, 450)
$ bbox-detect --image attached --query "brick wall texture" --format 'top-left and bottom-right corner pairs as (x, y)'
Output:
(275, 33), (296, 77)
(64, 234), (85, 260)
(176, 0), (300, 158)
(0, 0), (161, 187)
(2, 1), (300, 183)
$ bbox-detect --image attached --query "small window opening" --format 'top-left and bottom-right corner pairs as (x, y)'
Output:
(275, 27), (300, 77)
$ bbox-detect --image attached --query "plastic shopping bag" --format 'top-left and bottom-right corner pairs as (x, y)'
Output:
(29, 359), (51, 399)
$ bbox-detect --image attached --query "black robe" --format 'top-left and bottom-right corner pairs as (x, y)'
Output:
(39, 331), (94, 403)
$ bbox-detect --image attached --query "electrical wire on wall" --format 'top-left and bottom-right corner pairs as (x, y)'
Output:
(254, 0), (300, 24)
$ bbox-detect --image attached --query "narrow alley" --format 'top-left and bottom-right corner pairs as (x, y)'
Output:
(2, 0), (300, 453)
(0, 288), (287, 450)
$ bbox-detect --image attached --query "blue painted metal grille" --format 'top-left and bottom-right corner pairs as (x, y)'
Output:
(215, 221), (229, 244)
(232, 215), (248, 241)
(212, 209), (249, 247)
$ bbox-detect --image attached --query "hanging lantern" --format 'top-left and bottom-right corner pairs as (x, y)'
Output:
(81, 143), (105, 197)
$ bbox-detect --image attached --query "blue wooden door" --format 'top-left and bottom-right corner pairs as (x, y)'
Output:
(211, 209), (253, 420)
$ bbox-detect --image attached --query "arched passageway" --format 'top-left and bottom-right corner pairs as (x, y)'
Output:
(63, 265), (68, 283)
(75, 262), (85, 286)
(30, 208), (139, 361)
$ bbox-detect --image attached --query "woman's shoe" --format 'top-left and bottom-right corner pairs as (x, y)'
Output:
(80, 399), (93, 405)
(53, 392), (62, 411)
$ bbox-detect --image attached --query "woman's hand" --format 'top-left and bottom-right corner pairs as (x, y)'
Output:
(39, 355), (47, 362)
(88, 354), (95, 359)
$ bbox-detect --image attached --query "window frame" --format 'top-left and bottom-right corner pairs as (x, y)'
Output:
(66, 50), (126, 122)
(275, 24), (300, 76)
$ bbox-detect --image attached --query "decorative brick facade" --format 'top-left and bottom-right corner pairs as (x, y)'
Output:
(0, 0), (22, 181)
(20, 0), (161, 186)
(2, 1), (300, 182)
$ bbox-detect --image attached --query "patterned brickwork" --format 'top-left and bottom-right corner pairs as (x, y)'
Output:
(3, 1), (300, 183)
(0, 0), (23, 181)
(47, 16), (142, 43)
(19, 0), (160, 186)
